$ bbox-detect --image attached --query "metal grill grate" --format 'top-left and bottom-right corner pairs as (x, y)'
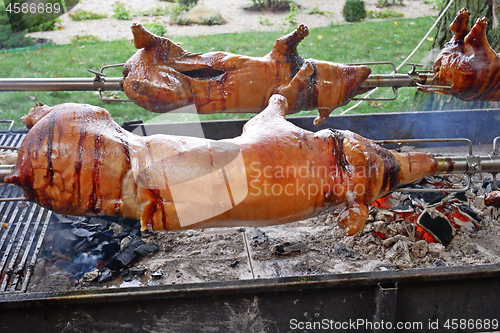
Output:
(0, 130), (52, 292)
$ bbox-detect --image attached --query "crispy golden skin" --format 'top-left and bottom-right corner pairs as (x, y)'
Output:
(421, 8), (500, 100)
(123, 23), (371, 125)
(6, 95), (437, 236)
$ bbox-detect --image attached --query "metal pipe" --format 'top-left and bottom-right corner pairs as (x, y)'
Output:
(360, 73), (433, 89)
(0, 77), (123, 92)
(434, 154), (500, 175)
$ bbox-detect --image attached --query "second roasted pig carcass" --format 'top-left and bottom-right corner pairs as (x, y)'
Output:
(6, 95), (437, 236)
(421, 8), (500, 100)
(123, 23), (371, 125)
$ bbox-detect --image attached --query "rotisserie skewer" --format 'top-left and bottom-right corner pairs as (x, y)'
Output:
(5, 95), (439, 236)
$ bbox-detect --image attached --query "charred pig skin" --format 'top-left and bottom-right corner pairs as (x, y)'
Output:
(5, 95), (437, 236)
(122, 23), (371, 125)
(421, 8), (500, 101)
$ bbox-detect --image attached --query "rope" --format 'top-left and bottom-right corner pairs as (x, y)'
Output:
(340, 0), (456, 115)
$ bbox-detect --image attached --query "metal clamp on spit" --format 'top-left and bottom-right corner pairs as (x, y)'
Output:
(354, 62), (451, 101)
(88, 64), (132, 102)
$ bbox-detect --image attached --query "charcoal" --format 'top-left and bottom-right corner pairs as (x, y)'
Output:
(134, 243), (160, 257)
(130, 236), (146, 248)
(141, 229), (152, 236)
(457, 205), (482, 223)
(72, 228), (96, 238)
(51, 229), (79, 254)
(454, 192), (467, 202)
(252, 228), (268, 244)
(87, 217), (110, 230)
(482, 178), (492, 188)
(434, 259), (447, 267)
(73, 238), (96, 255)
(115, 232), (131, 240)
(120, 268), (130, 277)
(98, 268), (114, 283)
(54, 214), (85, 224)
(417, 211), (454, 246)
(331, 243), (361, 260)
(71, 218), (108, 232)
(105, 237), (145, 270)
(129, 229), (141, 237)
(410, 192), (446, 208)
(117, 217), (141, 230)
(105, 256), (122, 271)
(106, 247), (135, 270)
(92, 240), (120, 260)
(230, 260), (240, 268)
(130, 268), (147, 276)
(274, 242), (305, 256)
(122, 275), (132, 282)
(151, 269), (164, 278)
(92, 231), (114, 243)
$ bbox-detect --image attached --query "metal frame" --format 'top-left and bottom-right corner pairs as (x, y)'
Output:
(1, 263), (500, 332)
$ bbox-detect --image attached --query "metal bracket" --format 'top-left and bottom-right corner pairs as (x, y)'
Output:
(0, 120), (14, 132)
(490, 137), (500, 190)
(373, 282), (398, 333)
(88, 64), (132, 103)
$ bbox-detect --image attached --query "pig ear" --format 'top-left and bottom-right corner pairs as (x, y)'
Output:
(337, 203), (369, 236)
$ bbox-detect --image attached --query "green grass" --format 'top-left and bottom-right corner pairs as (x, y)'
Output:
(143, 22), (167, 37)
(69, 9), (108, 21)
(112, 2), (131, 20)
(70, 35), (102, 44)
(0, 16), (436, 128)
(367, 9), (405, 19)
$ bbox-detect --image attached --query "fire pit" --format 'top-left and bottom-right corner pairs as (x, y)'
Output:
(1, 109), (500, 332)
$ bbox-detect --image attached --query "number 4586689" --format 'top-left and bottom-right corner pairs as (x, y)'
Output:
(5, 2), (61, 14)
(443, 319), (498, 330)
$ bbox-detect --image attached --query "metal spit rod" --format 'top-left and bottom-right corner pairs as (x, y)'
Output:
(0, 77), (123, 92)
(0, 62), (444, 95)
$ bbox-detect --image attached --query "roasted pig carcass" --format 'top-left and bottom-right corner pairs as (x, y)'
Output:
(123, 23), (371, 125)
(421, 8), (500, 100)
(5, 95), (437, 236)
